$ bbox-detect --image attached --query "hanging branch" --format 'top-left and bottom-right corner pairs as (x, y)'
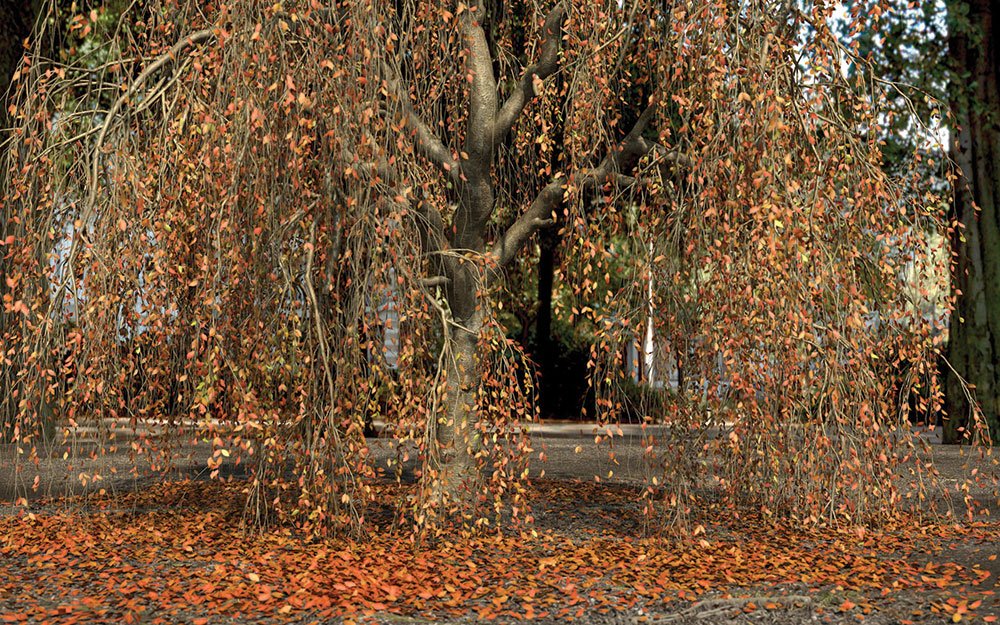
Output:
(493, 3), (567, 143)
(86, 28), (216, 219)
(382, 62), (462, 183)
(492, 101), (691, 267)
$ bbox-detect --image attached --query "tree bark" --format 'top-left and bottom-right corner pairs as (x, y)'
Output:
(430, 308), (484, 504)
(404, 3), (683, 511)
(944, 0), (1000, 443)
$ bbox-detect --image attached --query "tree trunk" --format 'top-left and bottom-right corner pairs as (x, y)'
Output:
(0, 2), (33, 128)
(431, 307), (484, 505)
(534, 68), (565, 419)
(944, 0), (1000, 443)
(536, 230), (556, 349)
(407, 2), (660, 516)
(1, 1), (38, 438)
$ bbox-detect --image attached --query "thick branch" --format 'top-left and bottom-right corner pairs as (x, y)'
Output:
(383, 64), (461, 182)
(405, 107), (461, 181)
(415, 201), (461, 282)
(600, 103), (657, 177)
(491, 178), (563, 266)
(420, 276), (451, 288)
(491, 100), (692, 268)
(416, 201), (448, 253)
(493, 4), (566, 143)
(461, 2), (499, 168)
(639, 140), (693, 172)
(592, 103), (692, 181)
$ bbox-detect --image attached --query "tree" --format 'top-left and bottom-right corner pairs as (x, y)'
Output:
(2, 0), (951, 533)
(943, 0), (1000, 443)
(1, 0), (45, 438)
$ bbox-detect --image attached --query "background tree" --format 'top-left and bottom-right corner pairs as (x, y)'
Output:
(854, 0), (997, 443)
(943, 0), (999, 443)
(0, 3), (33, 123)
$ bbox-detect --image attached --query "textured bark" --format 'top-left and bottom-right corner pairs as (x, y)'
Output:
(944, 0), (1000, 442)
(409, 3), (683, 508)
(417, 2), (571, 507)
(430, 309), (484, 502)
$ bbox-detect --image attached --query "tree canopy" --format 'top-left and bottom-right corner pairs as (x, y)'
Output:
(0, 0), (963, 535)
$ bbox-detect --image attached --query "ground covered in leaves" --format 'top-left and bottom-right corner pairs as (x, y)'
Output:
(0, 478), (997, 624)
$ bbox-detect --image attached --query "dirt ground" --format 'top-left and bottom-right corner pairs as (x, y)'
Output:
(1, 423), (998, 624)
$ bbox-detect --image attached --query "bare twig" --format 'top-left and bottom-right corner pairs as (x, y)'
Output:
(646, 594), (813, 623)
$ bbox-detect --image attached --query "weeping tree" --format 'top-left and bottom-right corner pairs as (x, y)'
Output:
(2, 0), (955, 533)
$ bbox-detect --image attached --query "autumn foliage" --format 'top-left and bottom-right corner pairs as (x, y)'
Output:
(0, 0), (970, 537)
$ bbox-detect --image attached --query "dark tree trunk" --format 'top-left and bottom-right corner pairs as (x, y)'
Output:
(1, 1), (40, 437)
(536, 230), (556, 357)
(534, 71), (565, 419)
(944, 0), (1000, 442)
(0, 2), (33, 127)
(534, 228), (559, 418)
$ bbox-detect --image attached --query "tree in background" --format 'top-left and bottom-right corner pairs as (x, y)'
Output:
(2, 0), (953, 534)
(856, 0), (1000, 443)
(943, 0), (999, 443)
(1, 4), (34, 121)
(1, 0), (46, 437)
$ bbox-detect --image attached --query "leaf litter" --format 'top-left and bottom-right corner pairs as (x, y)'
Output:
(0, 479), (997, 624)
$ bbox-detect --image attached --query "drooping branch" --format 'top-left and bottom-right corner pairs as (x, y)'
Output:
(491, 100), (691, 268)
(493, 4), (567, 143)
(86, 28), (216, 219)
(382, 63), (461, 183)
(56, 28), (216, 300)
